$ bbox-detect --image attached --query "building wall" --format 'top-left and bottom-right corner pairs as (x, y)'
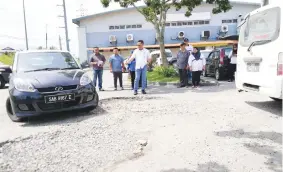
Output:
(79, 3), (259, 48)
(76, 2), (259, 66)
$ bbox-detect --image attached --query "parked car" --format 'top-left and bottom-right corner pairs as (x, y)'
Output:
(150, 49), (174, 67)
(200, 49), (213, 60)
(203, 47), (232, 80)
(6, 50), (99, 122)
(0, 64), (12, 89)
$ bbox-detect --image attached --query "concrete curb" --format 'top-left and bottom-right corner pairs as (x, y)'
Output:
(148, 77), (219, 86)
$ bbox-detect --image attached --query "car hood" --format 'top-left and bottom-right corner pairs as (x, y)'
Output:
(14, 69), (85, 88)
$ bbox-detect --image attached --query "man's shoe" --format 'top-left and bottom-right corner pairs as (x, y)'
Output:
(121, 87), (124, 90)
(142, 90), (147, 94)
(99, 88), (105, 91)
(114, 88), (117, 91)
(134, 91), (138, 95)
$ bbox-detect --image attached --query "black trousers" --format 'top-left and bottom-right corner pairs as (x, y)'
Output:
(130, 71), (142, 88)
(192, 71), (202, 86)
(228, 64), (237, 80)
(113, 71), (123, 88)
(178, 69), (188, 86)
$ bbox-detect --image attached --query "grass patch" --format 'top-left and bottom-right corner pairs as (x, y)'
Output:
(147, 70), (179, 83)
(0, 54), (14, 65)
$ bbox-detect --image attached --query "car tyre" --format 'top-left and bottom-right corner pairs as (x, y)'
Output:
(0, 76), (5, 89)
(215, 69), (222, 81)
(6, 97), (26, 122)
(270, 97), (282, 102)
(84, 93), (99, 112)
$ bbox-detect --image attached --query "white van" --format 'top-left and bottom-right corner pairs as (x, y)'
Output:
(236, 1), (282, 101)
(150, 49), (174, 66)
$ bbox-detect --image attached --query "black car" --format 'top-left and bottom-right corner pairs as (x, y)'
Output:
(0, 64), (12, 88)
(6, 51), (99, 122)
(203, 47), (232, 80)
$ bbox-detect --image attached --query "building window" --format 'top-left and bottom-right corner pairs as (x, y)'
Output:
(194, 21), (199, 25)
(165, 23), (170, 26)
(171, 23), (177, 26)
(115, 26), (119, 29)
(199, 20), (205, 25)
(120, 25), (125, 29)
(109, 26), (114, 30)
(182, 22), (187, 25)
(126, 25), (131, 29)
(132, 25), (137, 28)
(205, 21), (210, 24)
(137, 24), (142, 28)
(177, 22), (182, 26)
(188, 22), (192, 25)
(233, 19), (238, 23)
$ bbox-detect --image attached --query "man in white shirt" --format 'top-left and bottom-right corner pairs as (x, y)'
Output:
(126, 40), (151, 95)
(184, 38), (193, 84)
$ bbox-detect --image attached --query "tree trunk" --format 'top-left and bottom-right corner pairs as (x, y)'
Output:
(155, 26), (168, 67)
(159, 38), (168, 67)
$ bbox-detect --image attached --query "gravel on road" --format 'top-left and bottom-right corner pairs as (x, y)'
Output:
(0, 71), (281, 172)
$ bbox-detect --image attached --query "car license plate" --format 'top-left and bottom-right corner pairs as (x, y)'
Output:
(247, 63), (259, 72)
(45, 94), (75, 104)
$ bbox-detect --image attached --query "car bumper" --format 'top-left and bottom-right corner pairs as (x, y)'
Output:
(9, 84), (98, 117)
(235, 72), (282, 99)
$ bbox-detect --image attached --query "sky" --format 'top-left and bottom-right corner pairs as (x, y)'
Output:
(0, 0), (261, 56)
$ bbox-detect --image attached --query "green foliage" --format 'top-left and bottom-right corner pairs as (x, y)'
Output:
(0, 53), (14, 65)
(154, 66), (177, 77)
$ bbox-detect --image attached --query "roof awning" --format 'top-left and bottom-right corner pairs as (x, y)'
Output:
(166, 12), (211, 22)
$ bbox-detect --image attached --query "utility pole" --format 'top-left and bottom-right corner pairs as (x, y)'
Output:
(45, 24), (48, 49)
(23, 0), (29, 50)
(57, 0), (70, 51)
(59, 35), (62, 50)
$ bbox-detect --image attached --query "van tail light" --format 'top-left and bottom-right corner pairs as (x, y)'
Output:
(220, 49), (225, 65)
(277, 53), (283, 76)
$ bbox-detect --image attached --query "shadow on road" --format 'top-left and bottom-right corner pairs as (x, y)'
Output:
(20, 106), (107, 127)
(148, 82), (235, 95)
(216, 129), (282, 144)
(244, 142), (282, 172)
(161, 162), (230, 172)
(245, 101), (282, 116)
(215, 129), (282, 172)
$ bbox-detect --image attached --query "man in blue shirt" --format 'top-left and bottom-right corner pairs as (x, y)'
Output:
(109, 48), (125, 90)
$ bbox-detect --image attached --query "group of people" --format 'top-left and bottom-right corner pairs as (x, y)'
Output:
(89, 38), (238, 94)
(176, 38), (206, 88)
(89, 40), (150, 95)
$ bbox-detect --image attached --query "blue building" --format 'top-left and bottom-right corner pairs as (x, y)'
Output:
(72, 1), (260, 64)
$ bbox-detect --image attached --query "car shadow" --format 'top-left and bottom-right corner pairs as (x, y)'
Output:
(245, 100), (282, 116)
(161, 162), (230, 172)
(215, 129), (282, 172)
(20, 105), (107, 127)
(148, 82), (235, 95)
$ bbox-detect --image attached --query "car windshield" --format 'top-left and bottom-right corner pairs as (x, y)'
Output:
(16, 52), (80, 73)
(165, 52), (172, 57)
(201, 52), (211, 58)
(224, 48), (232, 56)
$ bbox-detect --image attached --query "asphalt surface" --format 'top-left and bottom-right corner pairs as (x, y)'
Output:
(0, 70), (282, 172)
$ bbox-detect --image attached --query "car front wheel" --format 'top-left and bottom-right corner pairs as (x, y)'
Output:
(6, 98), (26, 122)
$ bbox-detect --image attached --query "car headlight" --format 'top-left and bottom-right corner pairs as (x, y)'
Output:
(14, 78), (36, 92)
(80, 73), (92, 86)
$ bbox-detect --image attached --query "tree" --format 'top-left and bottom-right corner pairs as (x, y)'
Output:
(100, 0), (232, 66)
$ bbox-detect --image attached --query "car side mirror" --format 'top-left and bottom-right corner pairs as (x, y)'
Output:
(81, 64), (90, 69)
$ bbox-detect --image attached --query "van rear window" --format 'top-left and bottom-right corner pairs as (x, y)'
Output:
(239, 7), (281, 47)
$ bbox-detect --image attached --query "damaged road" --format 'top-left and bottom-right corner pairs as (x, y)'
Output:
(0, 79), (282, 172)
